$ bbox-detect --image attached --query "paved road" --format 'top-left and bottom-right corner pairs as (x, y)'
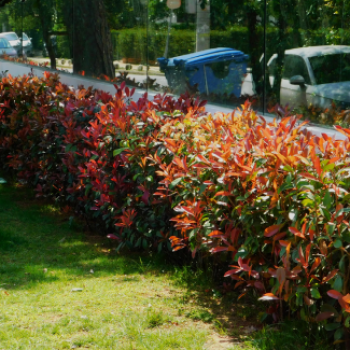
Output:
(55, 67), (255, 97)
(55, 67), (169, 88)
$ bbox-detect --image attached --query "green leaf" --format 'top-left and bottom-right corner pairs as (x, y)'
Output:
(297, 180), (309, 189)
(336, 208), (350, 217)
(142, 238), (148, 250)
(334, 239), (343, 249)
(311, 288), (321, 299)
(319, 207), (331, 222)
(302, 199), (314, 207)
(323, 191), (332, 210)
(325, 323), (341, 331)
(334, 327), (344, 340)
(169, 177), (182, 190)
(278, 182), (293, 194)
(113, 148), (127, 156)
(235, 247), (248, 260)
(283, 165), (294, 173)
(327, 223), (336, 235)
(199, 184), (207, 196)
(339, 255), (347, 273)
(157, 243), (163, 253)
(323, 163), (335, 172)
(345, 315), (350, 328)
(333, 275), (343, 292)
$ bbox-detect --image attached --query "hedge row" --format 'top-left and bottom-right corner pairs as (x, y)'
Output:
(1, 73), (350, 345)
(111, 26), (350, 63)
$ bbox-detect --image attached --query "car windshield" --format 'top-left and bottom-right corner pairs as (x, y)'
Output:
(1, 33), (18, 41)
(0, 38), (11, 49)
(22, 33), (29, 41)
(309, 53), (350, 85)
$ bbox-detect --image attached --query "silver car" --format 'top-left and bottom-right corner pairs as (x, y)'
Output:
(0, 32), (21, 55)
(0, 37), (18, 58)
(268, 46), (350, 109)
(20, 33), (33, 56)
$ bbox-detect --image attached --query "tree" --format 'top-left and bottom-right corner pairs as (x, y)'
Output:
(0, 0), (115, 79)
(33, 0), (57, 69)
(60, 0), (115, 78)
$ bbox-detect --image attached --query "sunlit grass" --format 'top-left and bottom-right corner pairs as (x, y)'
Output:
(0, 179), (334, 350)
(0, 182), (211, 350)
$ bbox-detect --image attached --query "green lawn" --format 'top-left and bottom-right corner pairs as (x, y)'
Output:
(0, 179), (333, 350)
(0, 180), (243, 350)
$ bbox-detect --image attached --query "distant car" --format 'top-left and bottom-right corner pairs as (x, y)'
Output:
(268, 46), (350, 109)
(20, 33), (33, 56)
(0, 32), (21, 55)
(0, 37), (18, 58)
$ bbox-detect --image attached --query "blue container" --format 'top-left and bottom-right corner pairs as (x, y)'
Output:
(157, 48), (249, 97)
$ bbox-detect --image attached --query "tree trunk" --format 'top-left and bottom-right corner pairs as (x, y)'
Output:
(64, 0), (115, 79)
(37, 0), (56, 69)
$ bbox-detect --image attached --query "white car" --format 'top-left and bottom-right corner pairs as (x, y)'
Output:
(0, 32), (21, 55)
(0, 37), (17, 58)
(268, 46), (350, 109)
(20, 33), (33, 56)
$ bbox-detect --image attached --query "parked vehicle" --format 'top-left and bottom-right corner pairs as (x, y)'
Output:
(0, 37), (17, 58)
(0, 32), (21, 55)
(20, 33), (33, 56)
(268, 45), (350, 109)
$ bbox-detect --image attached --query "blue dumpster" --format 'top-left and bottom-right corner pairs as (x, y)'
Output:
(157, 48), (249, 97)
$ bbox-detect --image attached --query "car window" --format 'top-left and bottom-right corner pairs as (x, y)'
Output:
(22, 33), (29, 41)
(1, 33), (18, 41)
(0, 38), (11, 49)
(282, 55), (311, 84)
(309, 53), (350, 85)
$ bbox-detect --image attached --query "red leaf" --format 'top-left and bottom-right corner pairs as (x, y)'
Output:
(276, 267), (286, 285)
(264, 224), (283, 237)
(322, 269), (338, 283)
(310, 257), (321, 273)
(300, 172), (322, 183)
(107, 234), (120, 240)
(210, 246), (228, 253)
(312, 154), (322, 176)
(172, 245), (185, 252)
(289, 227), (306, 239)
(224, 269), (242, 277)
(259, 293), (280, 301)
(315, 312), (334, 322)
(208, 230), (224, 237)
(203, 181), (214, 185)
(327, 290), (343, 300)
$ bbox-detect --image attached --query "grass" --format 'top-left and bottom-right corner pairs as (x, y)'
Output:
(0, 181), (212, 349)
(0, 178), (334, 350)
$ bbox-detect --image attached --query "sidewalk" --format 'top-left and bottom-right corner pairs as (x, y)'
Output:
(29, 57), (165, 76)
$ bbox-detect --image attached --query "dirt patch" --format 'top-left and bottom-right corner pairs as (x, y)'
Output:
(205, 333), (241, 350)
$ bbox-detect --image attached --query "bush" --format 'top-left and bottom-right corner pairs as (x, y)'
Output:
(116, 28), (195, 63)
(1, 72), (350, 345)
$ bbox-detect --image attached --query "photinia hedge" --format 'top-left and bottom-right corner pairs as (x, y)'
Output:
(1, 72), (350, 345)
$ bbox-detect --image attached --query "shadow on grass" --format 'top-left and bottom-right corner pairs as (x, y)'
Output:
(0, 181), (165, 291)
(0, 179), (333, 350)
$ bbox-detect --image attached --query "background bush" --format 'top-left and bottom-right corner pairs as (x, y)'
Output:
(112, 26), (350, 63)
